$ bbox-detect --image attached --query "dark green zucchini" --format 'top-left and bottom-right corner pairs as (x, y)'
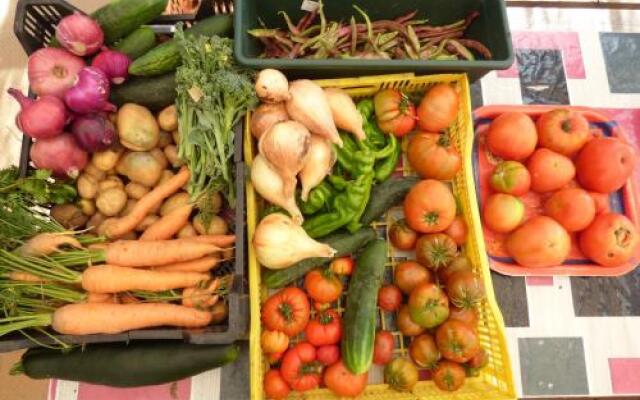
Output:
(359, 176), (421, 226)
(93, 0), (168, 44)
(113, 27), (157, 60)
(110, 73), (175, 111)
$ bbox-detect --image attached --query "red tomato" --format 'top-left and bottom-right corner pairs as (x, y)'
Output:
(267, 352), (284, 364)
(397, 305), (426, 337)
(490, 160), (531, 196)
(394, 260), (433, 294)
(506, 216), (571, 268)
(527, 148), (576, 193)
(544, 188), (596, 232)
(576, 137), (637, 193)
(316, 345), (340, 366)
(415, 233), (458, 270)
(408, 132), (461, 180)
(417, 83), (460, 132)
(261, 330), (289, 354)
(280, 342), (322, 392)
(374, 89), (417, 137)
(579, 213), (639, 267)
(448, 306), (479, 327)
(438, 255), (472, 284)
(446, 271), (485, 309)
(323, 360), (368, 397)
(389, 219), (418, 250)
(444, 216), (467, 246)
(467, 347), (488, 369)
(313, 301), (331, 312)
(487, 112), (537, 161)
(483, 193), (525, 233)
(304, 269), (343, 303)
(330, 256), (354, 276)
(264, 369), (290, 400)
(589, 191), (610, 215)
(378, 284), (403, 312)
(404, 180), (456, 233)
(305, 310), (342, 346)
(435, 320), (480, 363)
(262, 287), (310, 337)
(536, 109), (590, 156)
(408, 282), (450, 328)
(433, 360), (466, 391)
(409, 333), (441, 368)
(373, 330), (395, 365)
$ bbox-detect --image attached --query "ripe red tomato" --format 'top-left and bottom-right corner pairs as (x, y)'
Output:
(576, 137), (637, 193)
(304, 269), (343, 303)
(330, 256), (354, 276)
(527, 148), (576, 193)
(305, 310), (342, 346)
(444, 216), (467, 246)
(415, 233), (458, 270)
(316, 344), (340, 366)
(490, 160), (531, 196)
(589, 191), (610, 215)
(394, 260), (433, 294)
(487, 112), (537, 161)
(448, 306), (479, 327)
(408, 282), (450, 328)
(323, 360), (368, 397)
(438, 255), (472, 284)
(446, 271), (485, 309)
(483, 193), (525, 233)
(373, 330), (395, 365)
(544, 188), (596, 232)
(267, 352), (284, 364)
(417, 83), (460, 132)
(506, 216), (571, 268)
(433, 360), (466, 391)
(264, 369), (290, 400)
(536, 109), (590, 156)
(435, 320), (480, 363)
(389, 219), (418, 250)
(579, 213), (639, 267)
(261, 330), (289, 354)
(378, 284), (403, 312)
(409, 333), (441, 368)
(408, 132), (461, 180)
(467, 347), (488, 369)
(397, 305), (425, 337)
(262, 287), (310, 337)
(280, 342), (322, 392)
(404, 180), (456, 233)
(374, 89), (416, 137)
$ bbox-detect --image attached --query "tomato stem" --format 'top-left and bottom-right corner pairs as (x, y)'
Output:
(278, 302), (294, 322)
(424, 211), (440, 226)
(614, 227), (632, 248)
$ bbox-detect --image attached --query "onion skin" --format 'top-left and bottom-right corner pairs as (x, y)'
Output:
(250, 103), (288, 140)
(255, 69), (290, 103)
(30, 133), (88, 179)
(28, 48), (85, 98)
(64, 67), (116, 114)
(8, 88), (67, 139)
(92, 47), (131, 85)
(55, 12), (104, 56)
(71, 113), (117, 152)
(286, 80), (342, 147)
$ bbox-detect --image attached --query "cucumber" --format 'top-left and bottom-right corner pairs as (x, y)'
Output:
(19, 341), (239, 387)
(110, 73), (175, 111)
(342, 239), (388, 374)
(129, 15), (233, 77)
(359, 176), (421, 226)
(113, 27), (157, 60)
(92, 0), (168, 44)
(262, 228), (377, 289)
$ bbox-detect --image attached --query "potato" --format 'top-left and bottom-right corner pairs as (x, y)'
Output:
(158, 170), (175, 186)
(96, 187), (128, 217)
(164, 145), (183, 168)
(116, 152), (163, 187)
(51, 203), (87, 229)
(92, 145), (124, 171)
(199, 191), (222, 215)
(98, 176), (124, 192)
(172, 130), (180, 145)
(158, 130), (173, 148)
(135, 215), (160, 232)
(158, 105), (178, 131)
(120, 199), (138, 217)
(120, 231), (138, 240)
(117, 103), (159, 151)
(106, 167), (118, 176)
(87, 212), (105, 232)
(125, 182), (150, 200)
(84, 162), (106, 181)
(193, 214), (228, 235)
(177, 223), (197, 238)
(77, 174), (98, 200)
(160, 192), (190, 216)
(78, 198), (96, 216)
(150, 148), (169, 169)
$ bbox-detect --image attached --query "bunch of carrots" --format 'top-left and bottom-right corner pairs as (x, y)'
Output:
(0, 167), (236, 339)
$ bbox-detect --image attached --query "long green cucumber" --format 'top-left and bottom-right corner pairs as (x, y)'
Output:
(342, 239), (388, 374)
(93, 0), (168, 44)
(262, 227), (377, 289)
(19, 341), (239, 387)
(113, 27), (157, 60)
(359, 176), (421, 226)
(110, 73), (176, 111)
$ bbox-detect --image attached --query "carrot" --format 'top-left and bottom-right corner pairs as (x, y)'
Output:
(51, 303), (212, 335)
(152, 256), (220, 273)
(104, 167), (190, 239)
(140, 204), (193, 241)
(81, 265), (210, 293)
(180, 234), (236, 248)
(88, 243), (108, 250)
(104, 239), (221, 267)
(7, 271), (48, 283)
(182, 279), (221, 308)
(86, 293), (119, 303)
(18, 233), (82, 257)
(119, 293), (141, 304)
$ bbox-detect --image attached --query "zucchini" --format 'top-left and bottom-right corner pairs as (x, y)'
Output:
(359, 176), (421, 226)
(262, 227), (377, 289)
(110, 73), (175, 111)
(342, 239), (388, 374)
(93, 0), (168, 44)
(129, 15), (233, 77)
(113, 27), (157, 60)
(19, 341), (239, 387)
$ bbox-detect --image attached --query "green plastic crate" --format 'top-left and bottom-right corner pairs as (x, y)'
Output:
(234, 0), (514, 81)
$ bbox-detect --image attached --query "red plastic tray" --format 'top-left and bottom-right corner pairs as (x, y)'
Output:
(473, 105), (640, 277)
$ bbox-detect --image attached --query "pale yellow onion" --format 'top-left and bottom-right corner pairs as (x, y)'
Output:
(255, 69), (290, 103)
(258, 120), (311, 198)
(299, 135), (336, 201)
(286, 80), (342, 147)
(250, 103), (288, 140)
(251, 154), (303, 224)
(324, 87), (366, 140)
(253, 213), (336, 269)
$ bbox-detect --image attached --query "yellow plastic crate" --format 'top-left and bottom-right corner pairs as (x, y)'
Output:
(245, 73), (516, 400)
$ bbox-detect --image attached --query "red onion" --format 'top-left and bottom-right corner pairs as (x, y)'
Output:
(71, 113), (116, 152)
(55, 12), (104, 56)
(8, 88), (67, 139)
(64, 67), (116, 114)
(27, 47), (84, 98)
(91, 47), (131, 84)
(30, 133), (88, 179)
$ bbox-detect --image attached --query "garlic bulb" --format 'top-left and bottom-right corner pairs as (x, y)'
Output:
(286, 80), (342, 147)
(259, 120), (311, 198)
(299, 135), (336, 201)
(251, 154), (303, 224)
(324, 87), (366, 141)
(253, 213), (337, 269)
